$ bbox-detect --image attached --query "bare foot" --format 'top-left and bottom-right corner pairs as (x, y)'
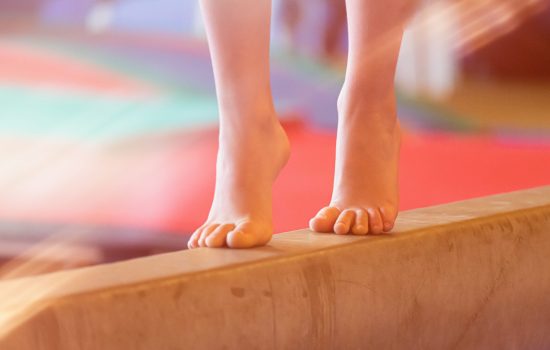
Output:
(309, 88), (400, 235)
(188, 108), (290, 249)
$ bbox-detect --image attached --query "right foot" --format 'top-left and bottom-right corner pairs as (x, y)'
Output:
(188, 109), (290, 249)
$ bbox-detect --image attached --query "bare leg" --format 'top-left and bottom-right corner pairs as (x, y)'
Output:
(188, 0), (290, 249)
(310, 0), (415, 235)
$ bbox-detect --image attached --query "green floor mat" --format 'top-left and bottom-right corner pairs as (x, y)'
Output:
(0, 85), (219, 142)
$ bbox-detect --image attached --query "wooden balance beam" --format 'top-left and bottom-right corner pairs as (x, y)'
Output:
(1, 186), (549, 349)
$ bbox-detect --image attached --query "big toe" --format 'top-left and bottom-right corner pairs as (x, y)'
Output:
(226, 222), (271, 249)
(309, 207), (341, 233)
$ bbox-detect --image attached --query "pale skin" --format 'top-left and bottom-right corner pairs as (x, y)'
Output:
(188, 0), (416, 249)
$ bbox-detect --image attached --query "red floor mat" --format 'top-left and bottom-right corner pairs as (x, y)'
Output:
(0, 122), (548, 234)
(0, 41), (154, 96)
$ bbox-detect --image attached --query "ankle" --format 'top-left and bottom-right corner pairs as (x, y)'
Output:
(337, 85), (397, 125)
(219, 105), (279, 134)
(338, 78), (395, 105)
(220, 111), (280, 138)
(218, 87), (274, 116)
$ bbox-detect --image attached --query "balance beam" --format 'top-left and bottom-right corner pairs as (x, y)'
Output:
(1, 186), (549, 349)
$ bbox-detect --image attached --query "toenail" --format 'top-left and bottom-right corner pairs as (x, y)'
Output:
(334, 224), (346, 233)
(355, 225), (364, 231)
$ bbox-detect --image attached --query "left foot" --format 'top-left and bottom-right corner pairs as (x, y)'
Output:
(309, 88), (401, 235)
(187, 106), (290, 249)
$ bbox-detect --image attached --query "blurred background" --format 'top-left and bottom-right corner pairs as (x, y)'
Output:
(1, 0), (549, 278)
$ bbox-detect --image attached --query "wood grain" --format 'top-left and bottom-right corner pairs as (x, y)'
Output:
(1, 186), (549, 349)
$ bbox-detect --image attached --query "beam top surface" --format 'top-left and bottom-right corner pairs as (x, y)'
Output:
(1, 186), (549, 308)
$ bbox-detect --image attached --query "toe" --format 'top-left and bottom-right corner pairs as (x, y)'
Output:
(309, 207), (341, 233)
(367, 208), (384, 234)
(351, 209), (369, 235)
(187, 226), (204, 249)
(334, 209), (355, 235)
(227, 222), (271, 249)
(198, 224), (219, 247)
(380, 206), (398, 232)
(206, 223), (235, 248)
